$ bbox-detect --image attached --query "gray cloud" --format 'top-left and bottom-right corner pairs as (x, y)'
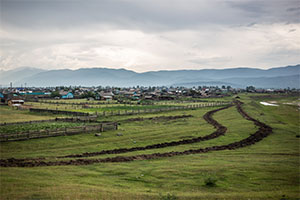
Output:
(1, 0), (299, 31)
(0, 0), (299, 71)
(286, 6), (300, 12)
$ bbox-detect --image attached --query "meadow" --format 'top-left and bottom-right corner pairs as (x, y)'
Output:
(0, 94), (299, 200)
(0, 121), (97, 134)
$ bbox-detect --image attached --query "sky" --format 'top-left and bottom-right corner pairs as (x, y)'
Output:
(0, 0), (299, 72)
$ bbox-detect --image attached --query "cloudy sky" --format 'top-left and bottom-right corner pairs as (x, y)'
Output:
(0, 0), (299, 72)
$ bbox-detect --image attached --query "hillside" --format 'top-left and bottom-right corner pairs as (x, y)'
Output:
(0, 64), (299, 88)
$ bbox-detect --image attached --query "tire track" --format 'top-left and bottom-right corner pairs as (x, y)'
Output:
(0, 100), (273, 167)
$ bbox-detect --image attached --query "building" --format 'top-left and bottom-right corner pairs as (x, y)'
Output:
(0, 93), (25, 106)
(60, 91), (74, 99)
(97, 91), (114, 101)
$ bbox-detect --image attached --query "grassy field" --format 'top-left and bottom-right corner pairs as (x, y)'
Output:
(0, 121), (97, 134)
(0, 94), (299, 199)
(26, 100), (220, 113)
(0, 106), (61, 123)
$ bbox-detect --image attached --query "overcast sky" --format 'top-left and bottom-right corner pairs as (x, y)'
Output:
(0, 0), (299, 72)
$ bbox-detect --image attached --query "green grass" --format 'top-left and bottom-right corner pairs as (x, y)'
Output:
(0, 94), (299, 200)
(25, 99), (223, 114)
(0, 121), (96, 134)
(77, 104), (178, 112)
(0, 106), (59, 123)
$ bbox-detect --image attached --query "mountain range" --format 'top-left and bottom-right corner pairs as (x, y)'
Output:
(0, 65), (299, 88)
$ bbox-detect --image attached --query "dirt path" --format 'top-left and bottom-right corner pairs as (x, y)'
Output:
(0, 101), (273, 167)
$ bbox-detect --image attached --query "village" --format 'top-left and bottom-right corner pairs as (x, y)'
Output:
(0, 84), (297, 107)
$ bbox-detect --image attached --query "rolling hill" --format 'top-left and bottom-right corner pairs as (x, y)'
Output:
(0, 64), (299, 88)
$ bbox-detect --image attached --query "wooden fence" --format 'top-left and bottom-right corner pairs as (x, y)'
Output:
(28, 102), (231, 117)
(0, 122), (118, 142)
(96, 102), (231, 117)
(0, 116), (98, 126)
(29, 99), (229, 106)
(29, 108), (90, 116)
(30, 100), (117, 105)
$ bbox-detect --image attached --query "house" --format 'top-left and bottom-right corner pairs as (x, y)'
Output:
(132, 93), (141, 100)
(0, 93), (25, 106)
(18, 91), (50, 99)
(8, 99), (25, 107)
(144, 95), (154, 100)
(122, 91), (135, 98)
(0, 92), (4, 103)
(159, 95), (175, 100)
(60, 91), (74, 99)
(98, 91), (114, 101)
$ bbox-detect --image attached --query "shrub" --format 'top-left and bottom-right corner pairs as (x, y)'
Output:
(159, 193), (178, 200)
(204, 177), (217, 187)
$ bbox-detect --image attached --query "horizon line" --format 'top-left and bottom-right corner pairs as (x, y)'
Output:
(1, 63), (299, 73)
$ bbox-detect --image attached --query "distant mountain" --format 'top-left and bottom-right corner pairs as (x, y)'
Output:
(176, 75), (299, 88)
(0, 67), (46, 87)
(0, 64), (299, 88)
(221, 75), (300, 88)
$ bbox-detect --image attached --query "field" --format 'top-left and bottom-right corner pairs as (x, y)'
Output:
(25, 100), (228, 114)
(0, 94), (299, 199)
(0, 106), (61, 123)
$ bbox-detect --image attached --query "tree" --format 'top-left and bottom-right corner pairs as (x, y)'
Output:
(50, 91), (60, 98)
(246, 86), (255, 92)
(80, 91), (96, 98)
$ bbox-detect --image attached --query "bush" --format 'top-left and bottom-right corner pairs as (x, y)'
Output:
(204, 177), (217, 187)
(159, 193), (178, 200)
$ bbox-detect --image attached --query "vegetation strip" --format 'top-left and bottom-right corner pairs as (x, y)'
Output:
(0, 100), (273, 167)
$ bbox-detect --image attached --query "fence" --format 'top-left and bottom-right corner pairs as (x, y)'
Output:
(29, 108), (90, 116)
(0, 116), (98, 126)
(29, 99), (229, 106)
(28, 102), (231, 117)
(0, 122), (118, 142)
(97, 102), (231, 117)
(30, 100), (117, 105)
